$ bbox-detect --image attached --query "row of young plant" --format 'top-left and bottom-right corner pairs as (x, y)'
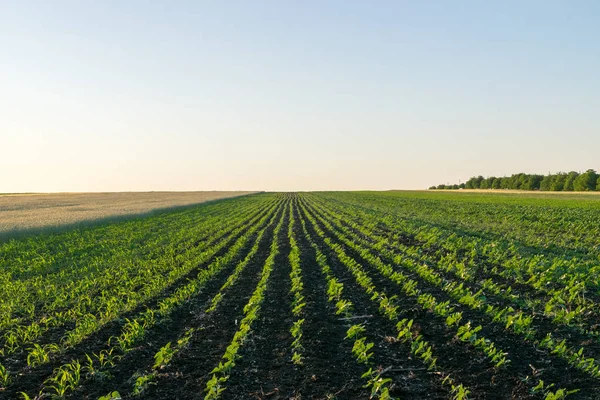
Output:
(300, 199), (511, 371)
(1, 199), (275, 353)
(41, 200), (284, 399)
(309, 193), (600, 334)
(306, 196), (600, 379)
(204, 204), (280, 315)
(310, 192), (600, 327)
(0, 196), (275, 349)
(10, 200), (286, 399)
(300, 196), (581, 398)
(0, 198), (281, 383)
(0, 207), (206, 335)
(296, 204), (396, 399)
(203, 202), (288, 399)
(20, 328), (199, 400)
(310, 195), (600, 358)
(0, 194), (264, 334)
(100, 201), (285, 399)
(299, 201), (479, 399)
(328, 190), (600, 260)
(287, 200), (306, 365)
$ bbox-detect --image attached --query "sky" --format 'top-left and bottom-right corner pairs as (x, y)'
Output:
(1, 1), (599, 192)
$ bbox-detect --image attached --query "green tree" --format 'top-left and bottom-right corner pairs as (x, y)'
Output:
(465, 177), (476, 189)
(475, 175), (484, 189)
(465, 176), (484, 189)
(540, 175), (552, 191)
(551, 173), (566, 191)
(563, 171), (579, 191)
(431, 169), (599, 191)
(517, 174), (529, 190)
(506, 173), (527, 190)
(573, 169), (598, 191)
(505, 174), (516, 189)
(524, 174), (544, 190)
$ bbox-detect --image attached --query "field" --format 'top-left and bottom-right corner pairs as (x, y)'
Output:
(2, 191), (600, 399)
(0, 192), (256, 239)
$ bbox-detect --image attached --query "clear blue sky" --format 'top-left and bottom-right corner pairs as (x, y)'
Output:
(2, 1), (599, 191)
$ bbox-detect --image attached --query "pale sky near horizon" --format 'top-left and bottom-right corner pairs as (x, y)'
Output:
(2, 1), (599, 192)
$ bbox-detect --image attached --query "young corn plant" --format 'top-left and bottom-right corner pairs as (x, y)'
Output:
(0, 362), (11, 388)
(83, 353), (110, 382)
(288, 208), (306, 365)
(290, 319), (305, 365)
(98, 391), (122, 400)
(132, 374), (156, 397)
(362, 368), (394, 400)
(531, 380), (580, 400)
(451, 383), (471, 400)
(45, 360), (82, 398)
(94, 348), (122, 368)
(153, 342), (175, 369)
(26, 343), (58, 367)
(204, 374), (227, 399)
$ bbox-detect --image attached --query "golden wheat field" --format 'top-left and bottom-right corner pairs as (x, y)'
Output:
(0, 191), (256, 237)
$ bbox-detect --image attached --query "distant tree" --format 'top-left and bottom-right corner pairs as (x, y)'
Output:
(504, 173), (522, 190)
(430, 169), (600, 191)
(574, 169), (598, 191)
(465, 176), (482, 189)
(551, 173), (567, 191)
(506, 174), (517, 189)
(485, 177), (497, 189)
(475, 176), (484, 189)
(525, 174), (544, 190)
(518, 173), (531, 190)
(540, 175), (552, 191)
(564, 171), (579, 191)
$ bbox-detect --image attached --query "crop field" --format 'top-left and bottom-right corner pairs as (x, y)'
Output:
(0, 191), (256, 239)
(2, 191), (600, 399)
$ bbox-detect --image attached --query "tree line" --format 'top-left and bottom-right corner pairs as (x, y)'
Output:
(430, 170), (600, 191)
